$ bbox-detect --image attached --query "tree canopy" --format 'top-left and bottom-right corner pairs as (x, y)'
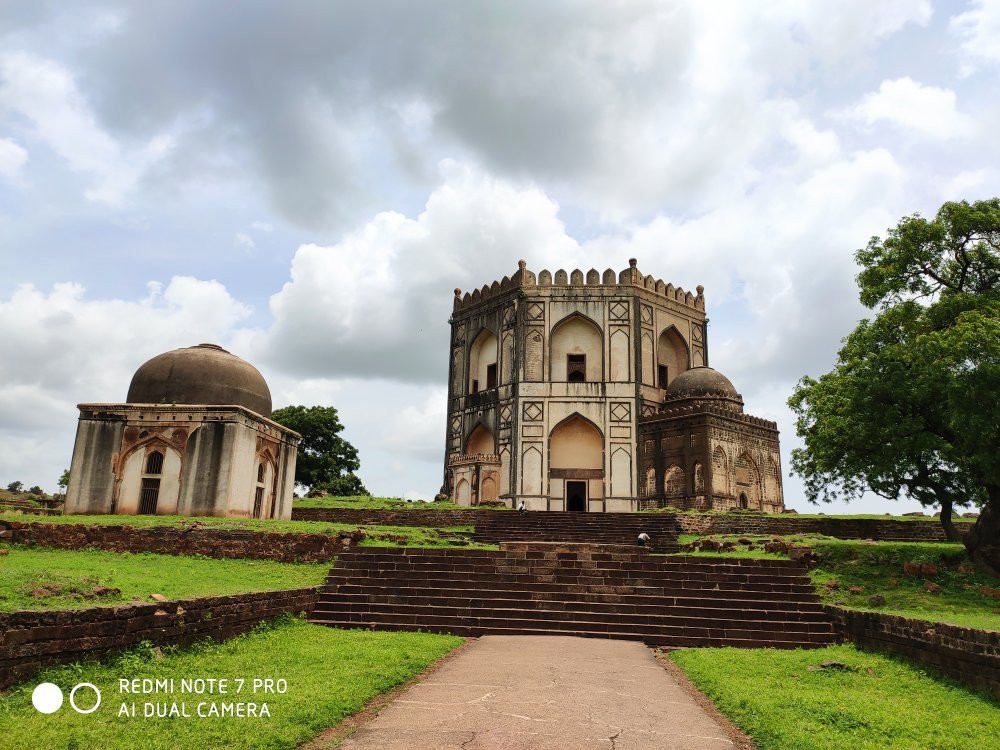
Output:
(271, 405), (369, 496)
(789, 199), (1000, 569)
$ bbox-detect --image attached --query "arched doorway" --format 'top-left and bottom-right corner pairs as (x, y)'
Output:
(549, 415), (603, 512)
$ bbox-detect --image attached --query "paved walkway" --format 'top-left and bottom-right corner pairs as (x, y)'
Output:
(339, 636), (738, 750)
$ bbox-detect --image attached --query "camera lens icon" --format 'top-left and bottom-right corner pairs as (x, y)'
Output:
(32, 682), (101, 714)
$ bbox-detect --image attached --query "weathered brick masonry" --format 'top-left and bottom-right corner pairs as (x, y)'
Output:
(825, 606), (999, 698)
(0, 520), (345, 562)
(0, 588), (317, 690)
(290, 507), (964, 542)
(292, 507), (485, 527)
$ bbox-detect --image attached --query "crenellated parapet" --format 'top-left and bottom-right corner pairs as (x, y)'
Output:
(646, 403), (778, 431)
(452, 258), (705, 313)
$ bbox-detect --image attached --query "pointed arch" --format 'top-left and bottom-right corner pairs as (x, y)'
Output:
(712, 446), (729, 497)
(693, 462), (705, 494)
(548, 413), (603, 470)
(468, 328), (498, 393)
(664, 464), (686, 498)
(735, 451), (762, 509)
(550, 312), (603, 382)
(118, 439), (182, 516)
(465, 422), (496, 455)
(644, 466), (656, 497)
(657, 325), (690, 388)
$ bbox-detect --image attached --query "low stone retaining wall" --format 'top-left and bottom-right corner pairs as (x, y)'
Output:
(674, 514), (965, 542)
(0, 588), (317, 690)
(825, 606), (999, 698)
(291, 506), (963, 543)
(0, 520), (345, 562)
(292, 507), (485, 527)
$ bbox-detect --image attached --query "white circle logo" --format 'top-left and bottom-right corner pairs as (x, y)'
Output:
(32, 682), (64, 714)
(70, 683), (102, 714)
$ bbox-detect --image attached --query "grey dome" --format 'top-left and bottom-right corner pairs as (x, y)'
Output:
(126, 344), (272, 417)
(665, 366), (741, 402)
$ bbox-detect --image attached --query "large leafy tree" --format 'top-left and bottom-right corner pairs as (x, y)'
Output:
(789, 199), (1000, 570)
(271, 405), (369, 495)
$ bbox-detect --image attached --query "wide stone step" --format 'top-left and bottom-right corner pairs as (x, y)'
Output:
(328, 561), (813, 583)
(314, 593), (829, 623)
(318, 583), (825, 609)
(325, 572), (815, 599)
(309, 614), (835, 648)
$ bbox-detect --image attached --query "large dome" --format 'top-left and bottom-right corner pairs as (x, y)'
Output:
(126, 344), (272, 417)
(665, 366), (741, 403)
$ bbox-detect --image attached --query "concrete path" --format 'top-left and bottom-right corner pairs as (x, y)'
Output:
(339, 636), (738, 750)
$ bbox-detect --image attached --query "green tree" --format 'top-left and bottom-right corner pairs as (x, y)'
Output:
(271, 405), (369, 495)
(789, 199), (1000, 571)
(58, 469), (70, 490)
(5, 481), (23, 493)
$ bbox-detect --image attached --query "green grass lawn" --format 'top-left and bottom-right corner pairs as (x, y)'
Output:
(0, 511), (492, 549)
(0, 544), (327, 611)
(675, 536), (1000, 630)
(293, 494), (509, 510)
(0, 616), (463, 750)
(670, 644), (999, 750)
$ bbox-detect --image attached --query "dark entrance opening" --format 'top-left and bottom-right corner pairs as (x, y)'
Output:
(567, 354), (586, 382)
(566, 481), (587, 512)
(739, 492), (749, 509)
(657, 364), (669, 388)
(486, 363), (498, 390)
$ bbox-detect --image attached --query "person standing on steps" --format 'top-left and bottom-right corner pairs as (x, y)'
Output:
(637, 532), (651, 547)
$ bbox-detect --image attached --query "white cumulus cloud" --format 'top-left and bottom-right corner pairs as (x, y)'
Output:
(842, 77), (974, 139)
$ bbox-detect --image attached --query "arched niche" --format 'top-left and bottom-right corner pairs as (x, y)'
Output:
(550, 314), (602, 383)
(735, 452), (762, 509)
(468, 329), (498, 393)
(455, 478), (471, 505)
(549, 414), (604, 511)
(465, 423), (495, 455)
(118, 440), (182, 515)
(657, 326), (690, 388)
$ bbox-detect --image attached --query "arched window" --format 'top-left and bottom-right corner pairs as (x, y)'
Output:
(550, 315), (602, 382)
(657, 327), (689, 388)
(145, 451), (164, 475)
(468, 329), (498, 393)
(693, 462), (705, 494)
(644, 466), (656, 496)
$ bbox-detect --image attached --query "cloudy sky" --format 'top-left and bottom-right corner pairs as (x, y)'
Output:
(2, 1), (997, 512)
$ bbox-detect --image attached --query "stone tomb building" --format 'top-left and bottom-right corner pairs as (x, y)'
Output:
(442, 260), (783, 513)
(65, 344), (300, 519)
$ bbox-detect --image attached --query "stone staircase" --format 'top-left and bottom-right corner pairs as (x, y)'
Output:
(311, 542), (837, 648)
(472, 511), (681, 551)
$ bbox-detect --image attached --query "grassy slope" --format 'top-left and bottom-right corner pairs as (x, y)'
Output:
(293, 495), (509, 510)
(0, 616), (463, 750)
(0, 511), (491, 549)
(674, 536), (1000, 630)
(671, 645), (999, 750)
(0, 544), (327, 611)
